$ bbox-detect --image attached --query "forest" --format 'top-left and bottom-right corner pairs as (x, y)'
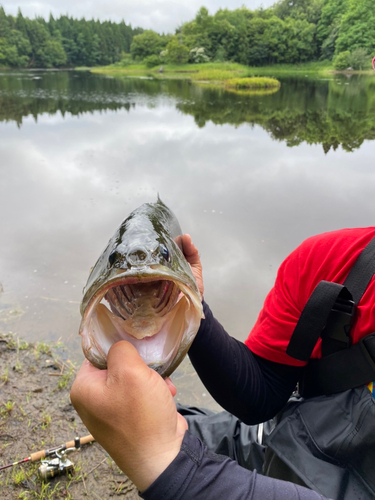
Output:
(0, 0), (374, 69)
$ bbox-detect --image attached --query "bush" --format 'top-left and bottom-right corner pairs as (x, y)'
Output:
(333, 51), (351, 70)
(143, 54), (162, 68)
(165, 40), (189, 64)
(118, 53), (133, 67)
(189, 47), (210, 64)
(348, 48), (370, 70)
(215, 45), (227, 62)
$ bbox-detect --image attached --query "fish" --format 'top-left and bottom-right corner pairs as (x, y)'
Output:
(79, 197), (204, 378)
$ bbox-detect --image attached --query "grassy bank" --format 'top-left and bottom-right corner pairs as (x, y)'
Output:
(91, 60), (338, 83)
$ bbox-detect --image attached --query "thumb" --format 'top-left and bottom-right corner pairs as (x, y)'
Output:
(106, 341), (151, 388)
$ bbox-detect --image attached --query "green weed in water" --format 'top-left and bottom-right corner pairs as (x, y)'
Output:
(225, 77), (281, 89)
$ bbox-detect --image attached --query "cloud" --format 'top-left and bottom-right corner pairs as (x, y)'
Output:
(3, 0), (276, 33)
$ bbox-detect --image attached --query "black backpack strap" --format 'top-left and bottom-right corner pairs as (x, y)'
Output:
(343, 236), (375, 303)
(286, 282), (352, 361)
(286, 235), (375, 396)
(300, 333), (375, 397)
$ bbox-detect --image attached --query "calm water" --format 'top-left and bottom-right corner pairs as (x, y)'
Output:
(0, 69), (374, 407)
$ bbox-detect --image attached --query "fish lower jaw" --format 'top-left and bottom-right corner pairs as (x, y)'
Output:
(80, 294), (202, 376)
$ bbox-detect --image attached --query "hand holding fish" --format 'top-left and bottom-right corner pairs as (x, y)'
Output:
(70, 341), (188, 492)
(181, 234), (204, 300)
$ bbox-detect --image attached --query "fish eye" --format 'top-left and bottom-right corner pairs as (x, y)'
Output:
(108, 250), (120, 267)
(159, 244), (170, 262)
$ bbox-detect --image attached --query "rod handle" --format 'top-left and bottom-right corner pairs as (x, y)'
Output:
(30, 449), (47, 462)
(66, 434), (94, 449)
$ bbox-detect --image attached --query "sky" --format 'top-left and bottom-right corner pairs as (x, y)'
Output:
(2, 0), (276, 33)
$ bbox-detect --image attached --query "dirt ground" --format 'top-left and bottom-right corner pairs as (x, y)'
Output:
(0, 333), (139, 499)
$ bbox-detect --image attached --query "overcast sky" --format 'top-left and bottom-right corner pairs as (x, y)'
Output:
(3, 0), (276, 33)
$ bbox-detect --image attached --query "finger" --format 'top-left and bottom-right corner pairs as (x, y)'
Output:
(73, 359), (107, 386)
(165, 377), (177, 397)
(106, 340), (151, 386)
(182, 234), (200, 264)
(71, 360), (106, 407)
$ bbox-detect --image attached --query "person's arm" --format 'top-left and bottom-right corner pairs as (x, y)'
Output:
(71, 341), (332, 500)
(181, 234), (301, 424)
(141, 432), (332, 500)
(188, 302), (301, 424)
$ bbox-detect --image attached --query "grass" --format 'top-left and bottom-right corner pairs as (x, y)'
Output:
(91, 60), (337, 82)
(1, 400), (15, 417)
(56, 366), (75, 391)
(90, 60), (351, 93)
(34, 341), (52, 358)
(0, 365), (9, 385)
(225, 76), (281, 89)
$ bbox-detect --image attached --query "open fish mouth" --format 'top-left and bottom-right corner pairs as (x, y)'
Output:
(79, 198), (203, 378)
(104, 279), (180, 331)
(79, 267), (202, 378)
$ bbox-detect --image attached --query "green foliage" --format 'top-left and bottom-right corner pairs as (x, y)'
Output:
(143, 54), (162, 68)
(273, 0), (323, 24)
(1, 2), (375, 69)
(335, 0), (375, 56)
(165, 39), (189, 64)
(118, 52), (133, 66)
(214, 45), (227, 62)
(333, 51), (350, 70)
(190, 47), (210, 63)
(348, 48), (370, 70)
(0, 7), (142, 68)
(130, 30), (165, 60)
(225, 77), (280, 88)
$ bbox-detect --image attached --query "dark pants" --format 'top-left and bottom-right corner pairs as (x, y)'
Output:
(177, 404), (275, 473)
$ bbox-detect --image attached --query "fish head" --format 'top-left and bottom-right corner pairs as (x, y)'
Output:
(79, 200), (203, 378)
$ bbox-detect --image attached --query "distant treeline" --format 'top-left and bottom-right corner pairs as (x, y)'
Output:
(0, 0), (375, 68)
(0, 6), (143, 68)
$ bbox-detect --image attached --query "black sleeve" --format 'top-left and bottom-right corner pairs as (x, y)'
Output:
(140, 432), (333, 500)
(188, 302), (301, 424)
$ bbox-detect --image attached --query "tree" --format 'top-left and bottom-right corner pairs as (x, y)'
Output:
(335, 0), (375, 55)
(165, 39), (189, 64)
(316, 0), (348, 58)
(0, 6), (10, 38)
(273, 0), (323, 24)
(348, 48), (370, 70)
(44, 39), (67, 66)
(15, 8), (29, 38)
(130, 30), (165, 60)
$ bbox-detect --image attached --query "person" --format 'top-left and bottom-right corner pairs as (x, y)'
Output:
(71, 227), (375, 499)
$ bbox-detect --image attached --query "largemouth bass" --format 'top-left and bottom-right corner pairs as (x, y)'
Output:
(79, 197), (203, 378)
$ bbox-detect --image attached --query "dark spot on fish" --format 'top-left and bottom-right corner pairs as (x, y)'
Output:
(108, 251), (121, 267)
(159, 244), (170, 262)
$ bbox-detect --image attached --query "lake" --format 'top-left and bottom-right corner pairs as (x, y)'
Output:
(0, 69), (374, 408)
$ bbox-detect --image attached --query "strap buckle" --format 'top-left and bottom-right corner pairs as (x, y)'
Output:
(321, 298), (355, 356)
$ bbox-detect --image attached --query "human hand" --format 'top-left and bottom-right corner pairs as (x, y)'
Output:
(70, 341), (188, 492)
(181, 233), (204, 300)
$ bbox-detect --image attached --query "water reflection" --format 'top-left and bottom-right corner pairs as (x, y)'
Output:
(1, 70), (375, 152)
(0, 70), (374, 409)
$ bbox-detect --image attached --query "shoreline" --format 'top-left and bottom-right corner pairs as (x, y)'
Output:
(0, 333), (137, 499)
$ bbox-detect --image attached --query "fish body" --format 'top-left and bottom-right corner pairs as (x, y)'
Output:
(79, 198), (203, 378)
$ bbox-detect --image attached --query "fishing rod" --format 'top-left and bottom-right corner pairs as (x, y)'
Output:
(0, 434), (95, 479)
